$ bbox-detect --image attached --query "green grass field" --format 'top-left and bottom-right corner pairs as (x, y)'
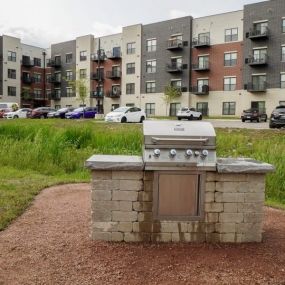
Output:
(0, 120), (284, 230)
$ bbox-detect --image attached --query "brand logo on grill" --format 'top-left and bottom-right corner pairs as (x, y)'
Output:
(174, 127), (185, 131)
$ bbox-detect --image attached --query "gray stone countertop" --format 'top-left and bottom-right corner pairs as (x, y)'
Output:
(217, 158), (275, 174)
(85, 155), (144, 171)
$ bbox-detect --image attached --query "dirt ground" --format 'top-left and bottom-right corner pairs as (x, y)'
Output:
(0, 184), (285, 285)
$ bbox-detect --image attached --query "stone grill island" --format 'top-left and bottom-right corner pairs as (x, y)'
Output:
(85, 122), (274, 243)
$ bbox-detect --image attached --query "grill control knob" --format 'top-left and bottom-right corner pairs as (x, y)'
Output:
(194, 151), (200, 157)
(153, 149), (161, 157)
(169, 149), (177, 157)
(201, 150), (209, 159)
(185, 149), (193, 157)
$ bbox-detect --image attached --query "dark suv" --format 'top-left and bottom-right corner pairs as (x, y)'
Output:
(241, 108), (267, 123)
(27, 107), (56, 119)
(269, 105), (285, 129)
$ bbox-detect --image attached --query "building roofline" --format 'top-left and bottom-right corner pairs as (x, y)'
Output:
(194, 9), (243, 20)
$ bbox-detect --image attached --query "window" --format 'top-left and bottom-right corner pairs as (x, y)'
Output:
(127, 42), (136, 54)
(223, 102), (236, 115)
(126, 63), (135, 74)
(196, 102), (209, 116)
(46, 89), (52, 98)
(197, 79), (209, 92)
(34, 89), (42, 99)
(112, 47), (121, 58)
(8, 86), (16, 96)
(146, 39), (157, 52)
(253, 48), (267, 62)
(126, 103), (135, 107)
(34, 58), (41, 67)
(146, 81), (156, 93)
(66, 70), (73, 81)
(198, 32), (210, 44)
(54, 89), (61, 98)
(146, 60), (156, 73)
(55, 72), (61, 82)
(145, 103), (155, 116)
(251, 101), (265, 113)
(171, 57), (183, 69)
(282, 46), (285, 61)
(8, 51), (16, 62)
(8, 69), (16, 79)
(224, 77), (236, 91)
(254, 21), (268, 34)
(55, 105), (61, 110)
(170, 103), (181, 116)
(126, 83), (135, 95)
(80, 69), (87, 79)
(283, 19), (285, 33)
(225, 28), (238, 42)
(171, 80), (182, 90)
(197, 56), (209, 69)
(224, 52), (237, 66)
(66, 53), (73, 63)
(66, 87), (75, 97)
(168, 34), (183, 47)
(33, 73), (42, 83)
(111, 104), (120, 111)
(80, 51), (87, 61)
(281, 74), (285, 88)
(46, 74), (52, 83)
(252, 75), (266, 89)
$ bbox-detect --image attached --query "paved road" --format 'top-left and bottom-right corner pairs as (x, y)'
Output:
(204, 119), (271, 129)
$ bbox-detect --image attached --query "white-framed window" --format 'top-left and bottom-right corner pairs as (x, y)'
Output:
(127, 42), (136, 54)
(197, 79), (209, 92)
(126, 63), (135, 74)
(126, 83), (135, 94)
(8, 86), (16, 96)
(8, 51), (16, 62)
(170, 103), (181, 116)
(223, 102), (236, 115)
(80, 51), (87, 61)
(80, 69), (87, 79)
(281, 73), (285, 88)
(282, 18), (285, 33)
(145, 103), (155, 116)
(66, 53), (72, 63)
(225, 28), (238, 42)
(197, 55), (209, 69)
(8, 69), (16, 79)
(146, 81), (156, 93)
(224, 52), (237, 66)
(66, 70), (73, 81)
(224, 77), (237, 91)
(66, 87), (75, 97)
(146, 39), (157, 52)
(253, 48), (267, 61)
(254, 21), (268, 34)
(146, 59), (156, 73)
(282, 46), (285, 61)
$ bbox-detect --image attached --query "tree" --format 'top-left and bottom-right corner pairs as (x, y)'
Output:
(163, 84), (182, 116)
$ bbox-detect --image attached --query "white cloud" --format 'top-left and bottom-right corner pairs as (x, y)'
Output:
(169, 9), (188, 19)
(91, 22), (122, 37)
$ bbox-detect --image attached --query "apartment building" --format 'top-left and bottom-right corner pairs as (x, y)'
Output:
(1, 0), (285, 116)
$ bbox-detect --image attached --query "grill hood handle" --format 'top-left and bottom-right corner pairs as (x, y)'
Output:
(151, 137), (209, 145)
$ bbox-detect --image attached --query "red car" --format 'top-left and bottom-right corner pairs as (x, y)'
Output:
(27, 107), (57, 119)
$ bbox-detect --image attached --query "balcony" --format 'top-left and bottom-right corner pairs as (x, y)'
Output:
(91, 52), (106, 62)
(106, 88), (121, 98)
(47, 59), (61, 68)
(166, 62), (183, 73)
(106, 50), (121, 60)
(192, 62), (210, 71)
(106, 70), (121, 79)
(50, 92), (61, 100)
(22, 76), (34, 84)
(166, 39), (183, 50)
(248, 28), (269, 40)
(91, 72), (104, 81)
(48, 76), (61, 85)
(191, 85), (209, 95)
(192, 36), (210, 48)
(22, 57), (34, 67)
(246, 82), (267, 92)
(90, 90), (104, 98)
(247, 55), (268, 66)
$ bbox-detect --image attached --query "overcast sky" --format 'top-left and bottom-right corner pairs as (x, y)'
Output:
(0, 0), (261, 48)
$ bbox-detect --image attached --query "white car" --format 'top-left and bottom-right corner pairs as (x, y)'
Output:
(105, 106), (146, 123)
(3, 108), (32, 119)
(177, 107), (202, 120)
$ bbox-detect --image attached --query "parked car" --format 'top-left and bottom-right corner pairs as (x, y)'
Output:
(241, 108), (267, 122)
(27, 107), (57, 119)
(3, 108), (32, 119)
(47, 107), (75, 119)
(269, 105), (285, 129)
(177, 107), (202, 120)
(0, 102), (19, 111)
(65, 107), (97, 119)
(105, 106), (146, 123)
(0, 108), (10, 118)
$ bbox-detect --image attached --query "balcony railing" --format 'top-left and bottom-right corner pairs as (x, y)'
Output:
(22, 57), (34, 67)
(90, 91), (104, 98)
(246, 82), (267, 92)
(166, 63), (183, 73)
(247, 55), (268, 66)
(106, 50), (121, 59)
(47, 59), (61, 68)
(91, 53), (106, 62)
(106, 70), (121, 79)
(192, 62), (210, 71)
(248, 27), (269, 40)
(166, 39), (183, 50)
(192, 36), (210, 48)
(22, 76), (34, 84)
(91, 72), (104, 81)
(106, 89), (121, 98)
(48, 76), (62, 84)
(191, 85), (209, 95)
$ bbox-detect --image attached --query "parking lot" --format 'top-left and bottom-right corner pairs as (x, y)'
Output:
(204, 119), (271, 129)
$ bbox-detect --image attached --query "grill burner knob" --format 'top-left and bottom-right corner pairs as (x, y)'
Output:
(153, 149), (161, 157)
(194, 151), (200, 157)
(169, 149), (177, 157)
(201, 150), (209, 159)
(185, 149), (193, 157)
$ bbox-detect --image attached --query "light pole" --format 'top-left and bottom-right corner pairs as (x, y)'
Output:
(42, 51), (46, 106)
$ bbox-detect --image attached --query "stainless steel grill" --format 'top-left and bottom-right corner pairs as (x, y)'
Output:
(143, 121), (216, 171)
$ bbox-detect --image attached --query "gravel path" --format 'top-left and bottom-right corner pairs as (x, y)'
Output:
(0, 183), (285, 285)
